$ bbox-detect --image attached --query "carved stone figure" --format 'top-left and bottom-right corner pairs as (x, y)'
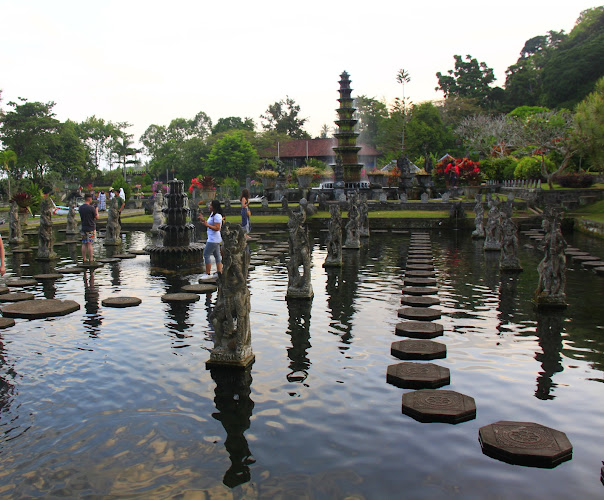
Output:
(534, 207), (567, 308)
(208, 222), (254, 367)
(37, 197), (57, 261)
(150, 191), (165, 235)
(286, 207), (313, 299)
(499, 202), (522, 271)
(359, 194), (369, 237)
(224, 198), (231, 209)
(66, 200), (79, 234)
(261, 197), (269, 208)
(104, 197), (122, 246)
(8, 201), (24, 245)
(472, 193), (485, 239)
(324, 204), (343, 267)
(343, 191), (361, 249)
(281, 196), (288, 209)
(420, 192), (429, 202)
(484, 195), (502, 251)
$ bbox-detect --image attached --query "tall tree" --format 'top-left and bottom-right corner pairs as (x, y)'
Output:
(404, 102), (453, 160)
(109, 123), (140, 176)
(0, 149), (17, 197)
(47, 120), (89, 181)
(260, 96), (309, 139)
(436, 55), (497, 107)
(212, 116), (255, 135)
(206, 131), (259, 180)
(574, 75), (604, 170)
(78, 115), (114, 169)
(355, 95), (388, 146)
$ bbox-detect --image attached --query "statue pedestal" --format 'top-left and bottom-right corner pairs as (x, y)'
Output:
(533, 293), (567, 309)
(206, 351), (255, 369)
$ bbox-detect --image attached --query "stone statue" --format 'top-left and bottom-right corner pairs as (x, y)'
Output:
(224, 198), (231, 209)
(286, 207), (313, 299)
(281, 196), (288, 209)
(66, 200), (79, 234)
(37, 197), (57, 261)
(104, 197), (122, 246)
(208, 222), (254, 367)
(275, 158), (286, 177)
(261, 197), (269, 208)
(499, 202), (522, 272)
(359, 194), (369, 237)
(534, 207), (567, 308)
(299, 198), (317, 217)
(151, 191), (165, 235)
(343, 191), (361, 249)
(324, 204), (343, 267)
(484, 195), (502, 251)
(8, 201), (24, 245)
(472, 193), (485, 239)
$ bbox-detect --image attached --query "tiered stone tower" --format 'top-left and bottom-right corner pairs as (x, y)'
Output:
(333, 71), (362, 183)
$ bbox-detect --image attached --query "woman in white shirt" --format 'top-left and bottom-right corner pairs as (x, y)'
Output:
(200, 200), (223, 279)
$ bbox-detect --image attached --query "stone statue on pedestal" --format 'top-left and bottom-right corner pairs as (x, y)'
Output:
(208, 222), (254, 367)
(281, 196), (288, 209)
(324, 204), (343, 267)
(8, 201), (24, 245)
(343, 191), (361, 249)
(500, 202), (522, 272)
(484, 195), (502, 251)
(151, 191), (165, 235)
(286, 207), (313, 299)
(472, 193), (485, 239)
(104, 197), (122, 246)
(66, 200), (79, 234)
(37, 197), (57, 261)
(359, 195), (369, 237)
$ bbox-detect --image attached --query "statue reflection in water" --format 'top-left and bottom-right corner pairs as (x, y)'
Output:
(534, 311), (564, 400)
(210, 366), (255, 488)
(286, 299), (312, 383)
(83, 270), (102, 337)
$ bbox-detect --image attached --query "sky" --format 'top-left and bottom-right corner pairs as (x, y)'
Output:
(1, 0), (601, 147)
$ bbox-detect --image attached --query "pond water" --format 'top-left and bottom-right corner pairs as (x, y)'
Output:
(0, 228), (603, 499)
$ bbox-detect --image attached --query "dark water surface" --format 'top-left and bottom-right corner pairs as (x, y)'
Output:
(0, 229), (602, 499)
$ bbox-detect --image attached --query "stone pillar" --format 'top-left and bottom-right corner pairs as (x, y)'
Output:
(343, 191), (361, 249)
(8, 201), (24, 245)
(104, 197), (122, 246)
(36, 197), (57, 261)
(324, 204), (343, 267)
(286, 208), (314, 299)
(208, 222), (254, 368)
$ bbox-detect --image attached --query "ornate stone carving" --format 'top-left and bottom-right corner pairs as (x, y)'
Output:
(37, 197), (57, 261)
(208, 222), (254, 367)
(484, 195), (502, 251)
(150, 191), (165, 235)
(534, 207), (567, 308)
(359, 194), (369, 237)
(8, 201), (24, 245)
(281, 196), (288, 209)
(343, 191), (361, 249)
(286, 207), (313, 299)
(472, 193), (485, 239)
(104, 197), (122, 246)
(500, 202), (523, 271)
(324, 204), (343, 267)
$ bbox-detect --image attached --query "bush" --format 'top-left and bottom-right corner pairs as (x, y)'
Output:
(480, 157), (518, 181)
(555, 173), (595, 188)
(112, 175), (132, 201)
(514, 156), (552, 180)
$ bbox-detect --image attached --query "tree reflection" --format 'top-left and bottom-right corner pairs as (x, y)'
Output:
(534, 311), (564, 400)
(210, 366), (255, 489)
(285, 299), (312, 383)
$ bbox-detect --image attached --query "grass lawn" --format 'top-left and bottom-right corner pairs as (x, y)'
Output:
(570, 199), (604, 223)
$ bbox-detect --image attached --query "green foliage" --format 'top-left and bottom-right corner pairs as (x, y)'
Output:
(304, 158), (327, 171)
(480, 157), (519, 180)
(514, 156), (551, 179)
(26, 181), (43, 216)
(574, 76), (604, 170)
(260, 96), (310, 139)
(112, 175), (132, 201)
(356, 95), (389, 146)
(436, 55), (497, 106)
(212, 117), (255, 135)
(206, 131), (259, 180)
(508, 106), (550, 120)
(219, 176), (241, 199)
(405, 102), (453, 159)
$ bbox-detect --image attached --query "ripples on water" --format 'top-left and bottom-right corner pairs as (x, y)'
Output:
(0, 229), (602, 498)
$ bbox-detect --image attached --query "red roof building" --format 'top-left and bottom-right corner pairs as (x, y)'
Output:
(261, 138), (380, 170)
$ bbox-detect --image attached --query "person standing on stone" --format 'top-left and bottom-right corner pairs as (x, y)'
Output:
(78, 193), (98, 263)
(200, 200), (224, 279)
(0, 234), (5, 276)
(240, 188), (252, 238)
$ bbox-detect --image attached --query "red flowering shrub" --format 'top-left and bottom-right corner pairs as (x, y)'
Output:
(189, 176), (216, 193)
(434, 157), (481, 186)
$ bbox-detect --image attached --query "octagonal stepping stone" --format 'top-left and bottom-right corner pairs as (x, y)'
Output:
(582, 260), (604, 269)
(11, 248), (33, 254)
(80, 262), (104, 269)
(392, 230), (409, 234)
(181, 283), (217, 293)
(395, 321), (444, 339)
(403, 277), (437, 286)
(479, 421), (573, 468)
(57, 267), (85, 274)
(112, 253), (137, 259)
(401, 295), (440, 307)
(398, 306), (441, 321)
(571, 255), (600, 263)
(258, 239), (277, 244)
(1, 299), (80, 319)
(161, 293), (200, 304)
(269, 230), (287, 234)
(409, 246), (432, 251)
(594, 267), (604, 276)
(566, 251), (589, 257)
(33, 273), (64, 281)
(101, 296), (142, 308)
(53, 242), (66, 247)
(6, 278), (38, 287)
(0, 292), (35, 303)
(405, 270), (436, 277)
(249, 260), (266, 266)
(0, 317), (16, 329)
(391, 339), (447, 360)
(408, 249), (432, 254)
(406, 264), (434, 271)
(248, 265), (256, 271)
(128, 249), (149, 255)
(529, 235), (544, 240)
(402, 389), (476, 424)
(401, 286), (439, 296)
(0, 286), (9, 295)
(98, 258), (121, 263)
(406, 258), (433, 264)
(386, 362), (450, 389)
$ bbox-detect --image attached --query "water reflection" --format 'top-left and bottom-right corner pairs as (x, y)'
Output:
(210, 366), (255, 488)
(497, 274), (518, 331)
(0, 336), (15, 414)
(534, 311), (564, 400)
(285, 299), (312, 383)
(83, 270), (102, 337)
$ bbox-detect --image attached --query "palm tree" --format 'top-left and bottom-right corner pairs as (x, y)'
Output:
(0, 149), (17, 199)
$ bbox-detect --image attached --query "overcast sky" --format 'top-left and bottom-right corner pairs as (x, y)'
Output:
(1, 0), (601, 145)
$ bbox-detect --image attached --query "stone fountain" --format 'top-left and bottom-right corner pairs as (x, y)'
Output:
(145, 179), (204, 267)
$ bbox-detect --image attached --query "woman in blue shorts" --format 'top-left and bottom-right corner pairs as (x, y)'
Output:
(200, 200), (223, 279)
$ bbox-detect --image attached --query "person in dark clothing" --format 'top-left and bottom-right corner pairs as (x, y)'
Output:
(78, 193), (98, 263)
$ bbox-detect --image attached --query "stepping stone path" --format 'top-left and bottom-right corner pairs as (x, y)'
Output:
(112, 253), (137, 259)
(257, 239), (277, 244)
(391, 339), (446, 360)
(57, 267), (86, 274)
(63, 240), (80, 244)
(33, 274), (64, 281)
(386, 362), (450, 389)
(11, 249), (33, 254)
(403, 277), (437, 286)
(161, 293), (200, 304)
(101, 297), (142, 308)
(0, 286), (9, 295)
(398, 306), (442, 321)
(402, 389), (476, 424)
(406, 264), (434, 270)
(582, 260), (604, 269)
(405, 270), (436, 277)
(401, 295), (440, 307)
(6, 278), (38, 287)
(128, 249), (149, 255)
(98, 258), (121, 263)
(199, 275), (218, 283)
(1, 299), (80, 319)
(594, 267), (604, 276)
(0, 317), (16, 329)
(181, 283), (217, 293)
(401, 286), (439, 296)
(0, 292), (35, 303)
(570, 254), (600, 262)
(479, 421), (572, 468)
(80, 262), (104, 269)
